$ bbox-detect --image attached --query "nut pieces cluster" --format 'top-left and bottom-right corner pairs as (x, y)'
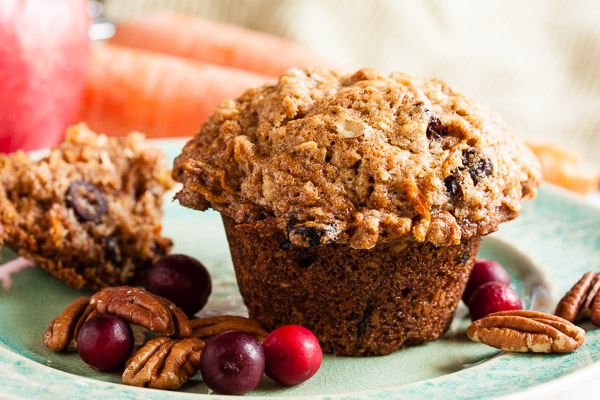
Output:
(44, 287), (266, 389)
(122, 336), (204, 389)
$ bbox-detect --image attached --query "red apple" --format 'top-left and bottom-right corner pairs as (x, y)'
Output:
(0, 0), (90, 153)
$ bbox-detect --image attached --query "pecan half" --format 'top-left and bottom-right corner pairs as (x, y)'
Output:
(44, 297), (98, 352)
(555, 271), (600, 324)
(90, 286), (191, 337)
(467, 310), (585, 353)
(190, 315), (269, 342)
(122, 336), (204, 389)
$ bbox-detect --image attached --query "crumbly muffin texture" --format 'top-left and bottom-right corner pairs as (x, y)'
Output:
(174, 68), (540, 249)
(223, 215), (481, 356)
(0, 124), (173, 289)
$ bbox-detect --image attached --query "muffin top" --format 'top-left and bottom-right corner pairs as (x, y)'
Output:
(173, 68), (540, 249)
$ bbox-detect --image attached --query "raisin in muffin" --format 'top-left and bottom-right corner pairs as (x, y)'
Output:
(173, 68), (540, 356)
(0, 124), (173, 290)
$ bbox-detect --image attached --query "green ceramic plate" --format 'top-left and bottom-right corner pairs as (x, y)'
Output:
(0, 139), (599, 400)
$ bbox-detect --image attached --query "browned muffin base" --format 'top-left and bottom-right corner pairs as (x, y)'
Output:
(223, 216), (480, 356)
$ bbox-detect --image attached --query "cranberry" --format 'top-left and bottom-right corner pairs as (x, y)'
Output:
(199, 331), (265, 395)
(145, 254), (212, 316)
(263, 325), (322, 386)
(463, 258), (511, 305)
(76, 315), (133, 372)
(468, 282), (522, 321)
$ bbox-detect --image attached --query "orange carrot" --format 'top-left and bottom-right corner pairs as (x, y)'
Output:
(74, 44), (273, 138)
(109, 13), (338, 77)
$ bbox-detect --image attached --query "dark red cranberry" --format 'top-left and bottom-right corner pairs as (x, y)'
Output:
(468, 282), (522, 321)
(463, 258), (511, 305)
(199, 331), (265, 395)
(67, 180), (107, 222)
(77, 315), (133, 372)
(263, 325), (323, 386)
(145, 254), (211, 316)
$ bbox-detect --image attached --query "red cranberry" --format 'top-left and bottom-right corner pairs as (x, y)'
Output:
(145, 254), (212, 316)
(199, 331), (265, 395)
(263, 325), (323, 386)
(77, 314), (133, 372)
(463, 258), (511, 305)
(468, 282), (522, 321)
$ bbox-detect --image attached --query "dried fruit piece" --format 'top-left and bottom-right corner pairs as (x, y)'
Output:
(90, 286), (192, 337)
(467, 310), (584, 353)
(122, 336), (204, 389)
(44, 297), (97, 352)
(426, 112), (448, 140)
(555, 271), (598, 323)
(286, 220), (340, 248)
(444, 174), (463, 200)
(67, 180), (107, 223)
(190, 315), (268, 342)
(463, 149), (493, 185)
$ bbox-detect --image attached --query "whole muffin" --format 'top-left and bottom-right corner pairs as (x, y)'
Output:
(173, 68), (540, 356)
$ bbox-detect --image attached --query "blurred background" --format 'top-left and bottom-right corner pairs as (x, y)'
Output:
(102, 0), (600, 170)
(1, 0), (598, 194)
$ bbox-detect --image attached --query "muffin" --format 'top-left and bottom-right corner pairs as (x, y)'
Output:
(0, 124), (173, 290)
(173, 68), (540, 355)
